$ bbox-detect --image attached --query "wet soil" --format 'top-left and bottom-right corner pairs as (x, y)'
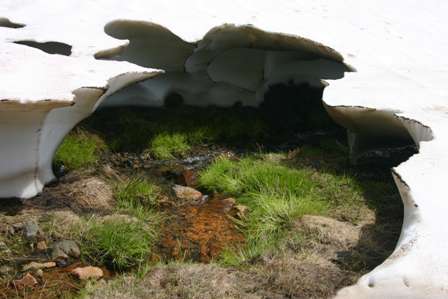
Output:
(157, 196), (245, 263)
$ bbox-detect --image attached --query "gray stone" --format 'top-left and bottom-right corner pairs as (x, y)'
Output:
(173, 185), (202, 201)
(51, 240), (80, 260)
(23, 221), (41, 242)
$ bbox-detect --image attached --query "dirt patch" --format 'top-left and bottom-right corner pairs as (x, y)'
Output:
(297, 215), (362, 251)
(0, 262), (107, 299)
(89, 263), (263, 299)
(157, 196), (245, 263)
(255, 254), (355, 299)
(45, 177), (114, 214)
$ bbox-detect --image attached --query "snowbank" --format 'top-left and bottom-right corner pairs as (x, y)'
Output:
(1, 0), (448, 297)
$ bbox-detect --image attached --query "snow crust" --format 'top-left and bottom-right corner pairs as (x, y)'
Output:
(1, 1), (448, 298)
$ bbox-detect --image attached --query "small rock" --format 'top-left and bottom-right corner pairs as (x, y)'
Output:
(23, 221), (41, 242)
(22, 261), (56, 272)
(36, 240), (47, 251)
(52, 247), (68, 261)
(173, 185), (202, 201)
(234, 204), (249, 219)
(51, 240), (80, 260)
(222, 198), (236, 213)
(13, 273), (38, 289)
(71, 266), (103, 280)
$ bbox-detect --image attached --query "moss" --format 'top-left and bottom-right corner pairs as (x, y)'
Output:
(199, 156), (319, 197)
(79, 106), (271, 158)
(55, 129), (105, 170)
(150, 133), (191, 160)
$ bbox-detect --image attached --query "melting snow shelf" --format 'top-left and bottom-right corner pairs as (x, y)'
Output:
(1, 1), (448, 298)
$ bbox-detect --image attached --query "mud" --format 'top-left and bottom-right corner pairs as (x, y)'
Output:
(157, 196), (245, 263)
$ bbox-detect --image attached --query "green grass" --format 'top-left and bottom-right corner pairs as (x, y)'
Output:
(198, 151), (373, 265)
(55, 129), (105, 170)
(73, 177), (164, 271)
(199, 156), (320, 197)
(80, 107), (269, 158)
(199, 156), (331, 264)
(79, 217), (157, 271)
(150, 133), (191, 160)
(115, 177), (161, 221)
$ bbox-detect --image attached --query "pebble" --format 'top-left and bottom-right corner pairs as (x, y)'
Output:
(51, 240), (80, 260)
(23, 221), (41, 242)
(22, 261), (56, 272)
(71, 266), (103, 280)
(173, 185), (203, 201)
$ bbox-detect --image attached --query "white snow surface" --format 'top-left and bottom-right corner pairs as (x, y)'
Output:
(1, 1), (448, 298)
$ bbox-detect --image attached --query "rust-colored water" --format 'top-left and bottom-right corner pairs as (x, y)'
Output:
(157, 197), (245, 263)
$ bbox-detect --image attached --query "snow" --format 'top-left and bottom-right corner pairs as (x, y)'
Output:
(1, 0), (448, 298)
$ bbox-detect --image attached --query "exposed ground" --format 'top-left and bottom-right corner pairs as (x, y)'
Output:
(0, 103), (411, 299)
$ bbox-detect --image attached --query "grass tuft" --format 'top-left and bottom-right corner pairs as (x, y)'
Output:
(55, 129), (105, 170)
(199, 156), (330, 264)
(115, 177), (159, 217)
(80, 217), (156, 271)
(149, 133), (191, 160)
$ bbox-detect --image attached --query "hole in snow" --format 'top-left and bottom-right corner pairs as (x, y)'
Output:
(50, 95), (411, 296)
(260, 82), (333, 132)
(22, 21), (418, 297)
(0, 17), (25, 28)
(13, 40), (72, 56)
